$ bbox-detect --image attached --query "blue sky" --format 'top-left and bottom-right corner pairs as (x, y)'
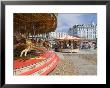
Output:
(55, 13), (97, 32)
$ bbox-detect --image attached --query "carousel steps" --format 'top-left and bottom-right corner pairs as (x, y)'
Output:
(31, 56), (59, 75)
(14, 51), (60, 75)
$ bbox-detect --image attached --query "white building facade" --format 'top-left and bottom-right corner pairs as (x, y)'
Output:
(49, 32), (68, 39)
(28, 32), (68, 41)
(68, 23), (97, 40)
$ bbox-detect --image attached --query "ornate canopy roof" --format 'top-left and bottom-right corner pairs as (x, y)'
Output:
(14, 13), (57, 34)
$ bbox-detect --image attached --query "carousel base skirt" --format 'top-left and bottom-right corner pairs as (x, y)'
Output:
(13, 50), (60, 75)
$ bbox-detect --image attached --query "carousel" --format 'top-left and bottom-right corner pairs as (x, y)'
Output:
(56, 35), (80, 53)
(13, 13), (60, 75)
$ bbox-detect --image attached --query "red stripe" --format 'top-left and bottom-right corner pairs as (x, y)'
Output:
(14, 59), (42, 69)
(19, 53), (56, 75)
(14, 51), (52, 69)
(40, 56), (60, 75)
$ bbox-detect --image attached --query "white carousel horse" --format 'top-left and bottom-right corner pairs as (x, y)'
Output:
(20, 39), (36, 57)
(20, 39), (47, 57)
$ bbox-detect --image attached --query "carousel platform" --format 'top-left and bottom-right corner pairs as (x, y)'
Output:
(58, 49), (79, 53)
(13, 50), (60, 75)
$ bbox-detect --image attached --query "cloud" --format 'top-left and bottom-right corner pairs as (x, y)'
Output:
(55, 13), (97, 32)
(55, 25), (69, 32)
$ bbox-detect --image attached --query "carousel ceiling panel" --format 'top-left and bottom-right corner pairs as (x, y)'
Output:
(14, 13), (57, 34)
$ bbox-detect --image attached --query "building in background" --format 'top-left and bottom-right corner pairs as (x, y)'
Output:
(49, 32), (68, 39)
(68, 22), (97, 40)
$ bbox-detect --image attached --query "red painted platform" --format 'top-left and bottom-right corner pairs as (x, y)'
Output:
(13, 50), (60, 75)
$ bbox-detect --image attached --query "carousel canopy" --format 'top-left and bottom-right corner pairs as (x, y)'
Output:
(14, 13), (57, 34)
(57, 35), (80, 40)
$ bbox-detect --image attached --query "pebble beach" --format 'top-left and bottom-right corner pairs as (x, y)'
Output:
(49, 50), (97, 75)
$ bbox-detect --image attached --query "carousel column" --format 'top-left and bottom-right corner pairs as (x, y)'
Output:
(79, 40), (81, 50)
(25, 24), (28, 39)
(31, 24), (34, 40)
(33, 25), (36, 40)
(72, 40), (74, 50)
(70, 40), (72, 53)
(66, 40), (69, 49)
(61, 41), (63, 52)
(65, 40), (67, 49)
(59, 41), (61, 52)
(34, 31), (37, 41)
